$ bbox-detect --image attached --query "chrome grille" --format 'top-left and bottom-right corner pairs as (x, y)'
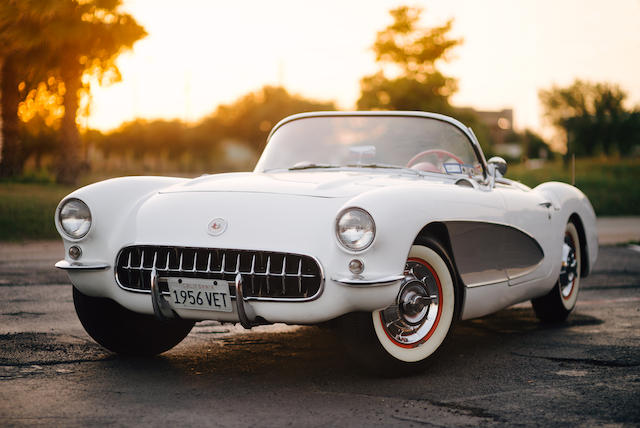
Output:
(115, 246), (323, 301)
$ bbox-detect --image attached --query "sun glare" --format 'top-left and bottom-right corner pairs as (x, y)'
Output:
(87, 0), (640, 134)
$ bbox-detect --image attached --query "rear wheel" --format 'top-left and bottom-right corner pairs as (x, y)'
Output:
(73, 287), (194, 355)
(531, 221), (581, 322)
(339, 237), (458, 375)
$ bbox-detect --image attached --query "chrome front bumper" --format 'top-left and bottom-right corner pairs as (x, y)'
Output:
(55, 260), (110, 270)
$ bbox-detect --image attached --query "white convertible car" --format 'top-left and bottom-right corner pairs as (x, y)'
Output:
(55, 111), (598, 374)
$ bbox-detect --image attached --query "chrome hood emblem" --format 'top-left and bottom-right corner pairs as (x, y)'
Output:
(207, 218), (227, 236)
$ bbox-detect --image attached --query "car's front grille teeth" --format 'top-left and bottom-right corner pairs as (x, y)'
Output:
(115, 246), (323, 301)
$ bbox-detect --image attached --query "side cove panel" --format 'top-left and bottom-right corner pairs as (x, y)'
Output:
(445, 221), (544, 287)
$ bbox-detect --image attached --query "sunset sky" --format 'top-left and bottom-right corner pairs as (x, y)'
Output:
(87, 0), (640, 136)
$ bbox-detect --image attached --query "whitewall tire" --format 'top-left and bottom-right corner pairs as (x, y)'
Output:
(338, 237), (459, 375)
(372, 244), (455, 363)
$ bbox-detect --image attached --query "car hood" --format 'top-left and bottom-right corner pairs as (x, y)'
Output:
(160, 170), (451, 198)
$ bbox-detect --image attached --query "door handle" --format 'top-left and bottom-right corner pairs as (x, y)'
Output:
(539, 201), (559, 211)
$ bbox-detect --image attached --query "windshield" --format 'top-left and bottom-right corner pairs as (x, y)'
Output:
(255, 115), (483, 177)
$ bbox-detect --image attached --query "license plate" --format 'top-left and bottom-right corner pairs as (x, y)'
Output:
(165, 278), (233, 312)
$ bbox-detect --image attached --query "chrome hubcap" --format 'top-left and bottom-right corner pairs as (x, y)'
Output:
(380, 260), (441, 347)
(559, 233), (578, 298)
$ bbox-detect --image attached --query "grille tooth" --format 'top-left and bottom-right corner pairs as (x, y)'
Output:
(220, 253), (227, 273)
(115, 245), (322, 300)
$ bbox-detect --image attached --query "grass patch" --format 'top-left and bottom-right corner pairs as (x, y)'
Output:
(507, 158), (640, 216)
(0, 182), (73, 241)
(619, 240), (640, 246)
(0, 157), (637, 241)
(0, 172), (193, 242)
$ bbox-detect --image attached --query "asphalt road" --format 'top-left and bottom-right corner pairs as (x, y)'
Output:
(0, 242), (639, 427)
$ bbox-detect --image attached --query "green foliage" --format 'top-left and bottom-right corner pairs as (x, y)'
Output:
(355, 6), (493, 153)
(0, 0), (146, 184)
(90, 119), (225, 173)
(357, 6), (460, 113)
(501, 128), (554, 161)
(508, 158), (640, 216)
(371, 6), (460, 85)
(20, 116), (59, 167)
(0, 1), (57, 55)
(539, 79), (640, 157)
(0, 182), (72, 240)
(450, 108), (493, 156)
(210, 86), (336, 153)
(358, 72), (452, 112)
(521, 130), (553, 160)
(87, 85), (335, 173)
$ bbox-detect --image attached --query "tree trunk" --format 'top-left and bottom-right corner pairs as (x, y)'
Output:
(0, 54), (24, 178)
(0, 57), (3, 165)
(55, 60), (83, 185)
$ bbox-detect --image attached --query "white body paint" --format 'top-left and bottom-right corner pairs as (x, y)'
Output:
(55, 112), (598, 325)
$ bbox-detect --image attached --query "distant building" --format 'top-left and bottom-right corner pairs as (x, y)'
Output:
(460, 107), (521, 158)
(466, 108), (514, 145)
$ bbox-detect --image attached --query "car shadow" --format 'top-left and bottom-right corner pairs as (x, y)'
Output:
(93, 305), (605, 383)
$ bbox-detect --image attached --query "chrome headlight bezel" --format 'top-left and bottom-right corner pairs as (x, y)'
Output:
(335, 207), (376, 252)
(57, 198), (92, 240)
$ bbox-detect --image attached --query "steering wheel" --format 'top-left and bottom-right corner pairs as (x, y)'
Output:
(406, 149), (465, 168)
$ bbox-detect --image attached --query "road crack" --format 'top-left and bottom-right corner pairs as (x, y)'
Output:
(511, 352), (639, 367)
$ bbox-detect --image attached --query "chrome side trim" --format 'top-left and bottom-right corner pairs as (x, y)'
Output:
(332, 274), (404, 287)
(55, 260), (110, 270)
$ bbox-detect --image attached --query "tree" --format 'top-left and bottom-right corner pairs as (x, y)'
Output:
(357, 6), (461, 112)
(91, 86), (335, 174)
(0, 0), (59, 177)
(521, 129), (554, 160)
(355, 6), (493, 152)
(0, 0), (146, 183)
(503, 128), (554, 161)
(539, 79), (640, 157)
(45, 1), (146, 184)
(209, 85), (335, 153)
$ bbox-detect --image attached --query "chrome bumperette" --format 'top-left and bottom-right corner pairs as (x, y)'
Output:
(332, 274), (404, 287)
(235, 273), (257, 328)
(55, 260), (110, 270)
(150, 266), (175, 320)
(114, 245), (324, 302)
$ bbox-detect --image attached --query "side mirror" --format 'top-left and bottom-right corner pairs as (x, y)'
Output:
(488, 156), (507, 177)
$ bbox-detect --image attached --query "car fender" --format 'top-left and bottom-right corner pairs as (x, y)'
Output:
(534, 182), (598, 276)
(56, 176), (187, 296)
(333, 181), (508, 286)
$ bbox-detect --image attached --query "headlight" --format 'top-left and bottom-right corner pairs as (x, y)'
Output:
(58, 198), (92, 239)
(336, 208), (375, 251)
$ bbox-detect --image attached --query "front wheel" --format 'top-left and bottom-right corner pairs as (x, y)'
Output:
(339, 238), (458, 375)
(73, 287), (195, 355)
(531, 221), (581, 322)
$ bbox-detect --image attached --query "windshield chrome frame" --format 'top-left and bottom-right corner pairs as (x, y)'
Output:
(261, 111), (488, 179)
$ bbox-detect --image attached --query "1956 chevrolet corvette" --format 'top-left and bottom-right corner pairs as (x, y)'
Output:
(55, 111), (598, 373)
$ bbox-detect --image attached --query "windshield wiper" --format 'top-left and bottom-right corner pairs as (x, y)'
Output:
(288, 163), (341, 171)
(345, 163), (423, 176)
(345, 163), (402, 169)
(287, 163), (423, 176)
